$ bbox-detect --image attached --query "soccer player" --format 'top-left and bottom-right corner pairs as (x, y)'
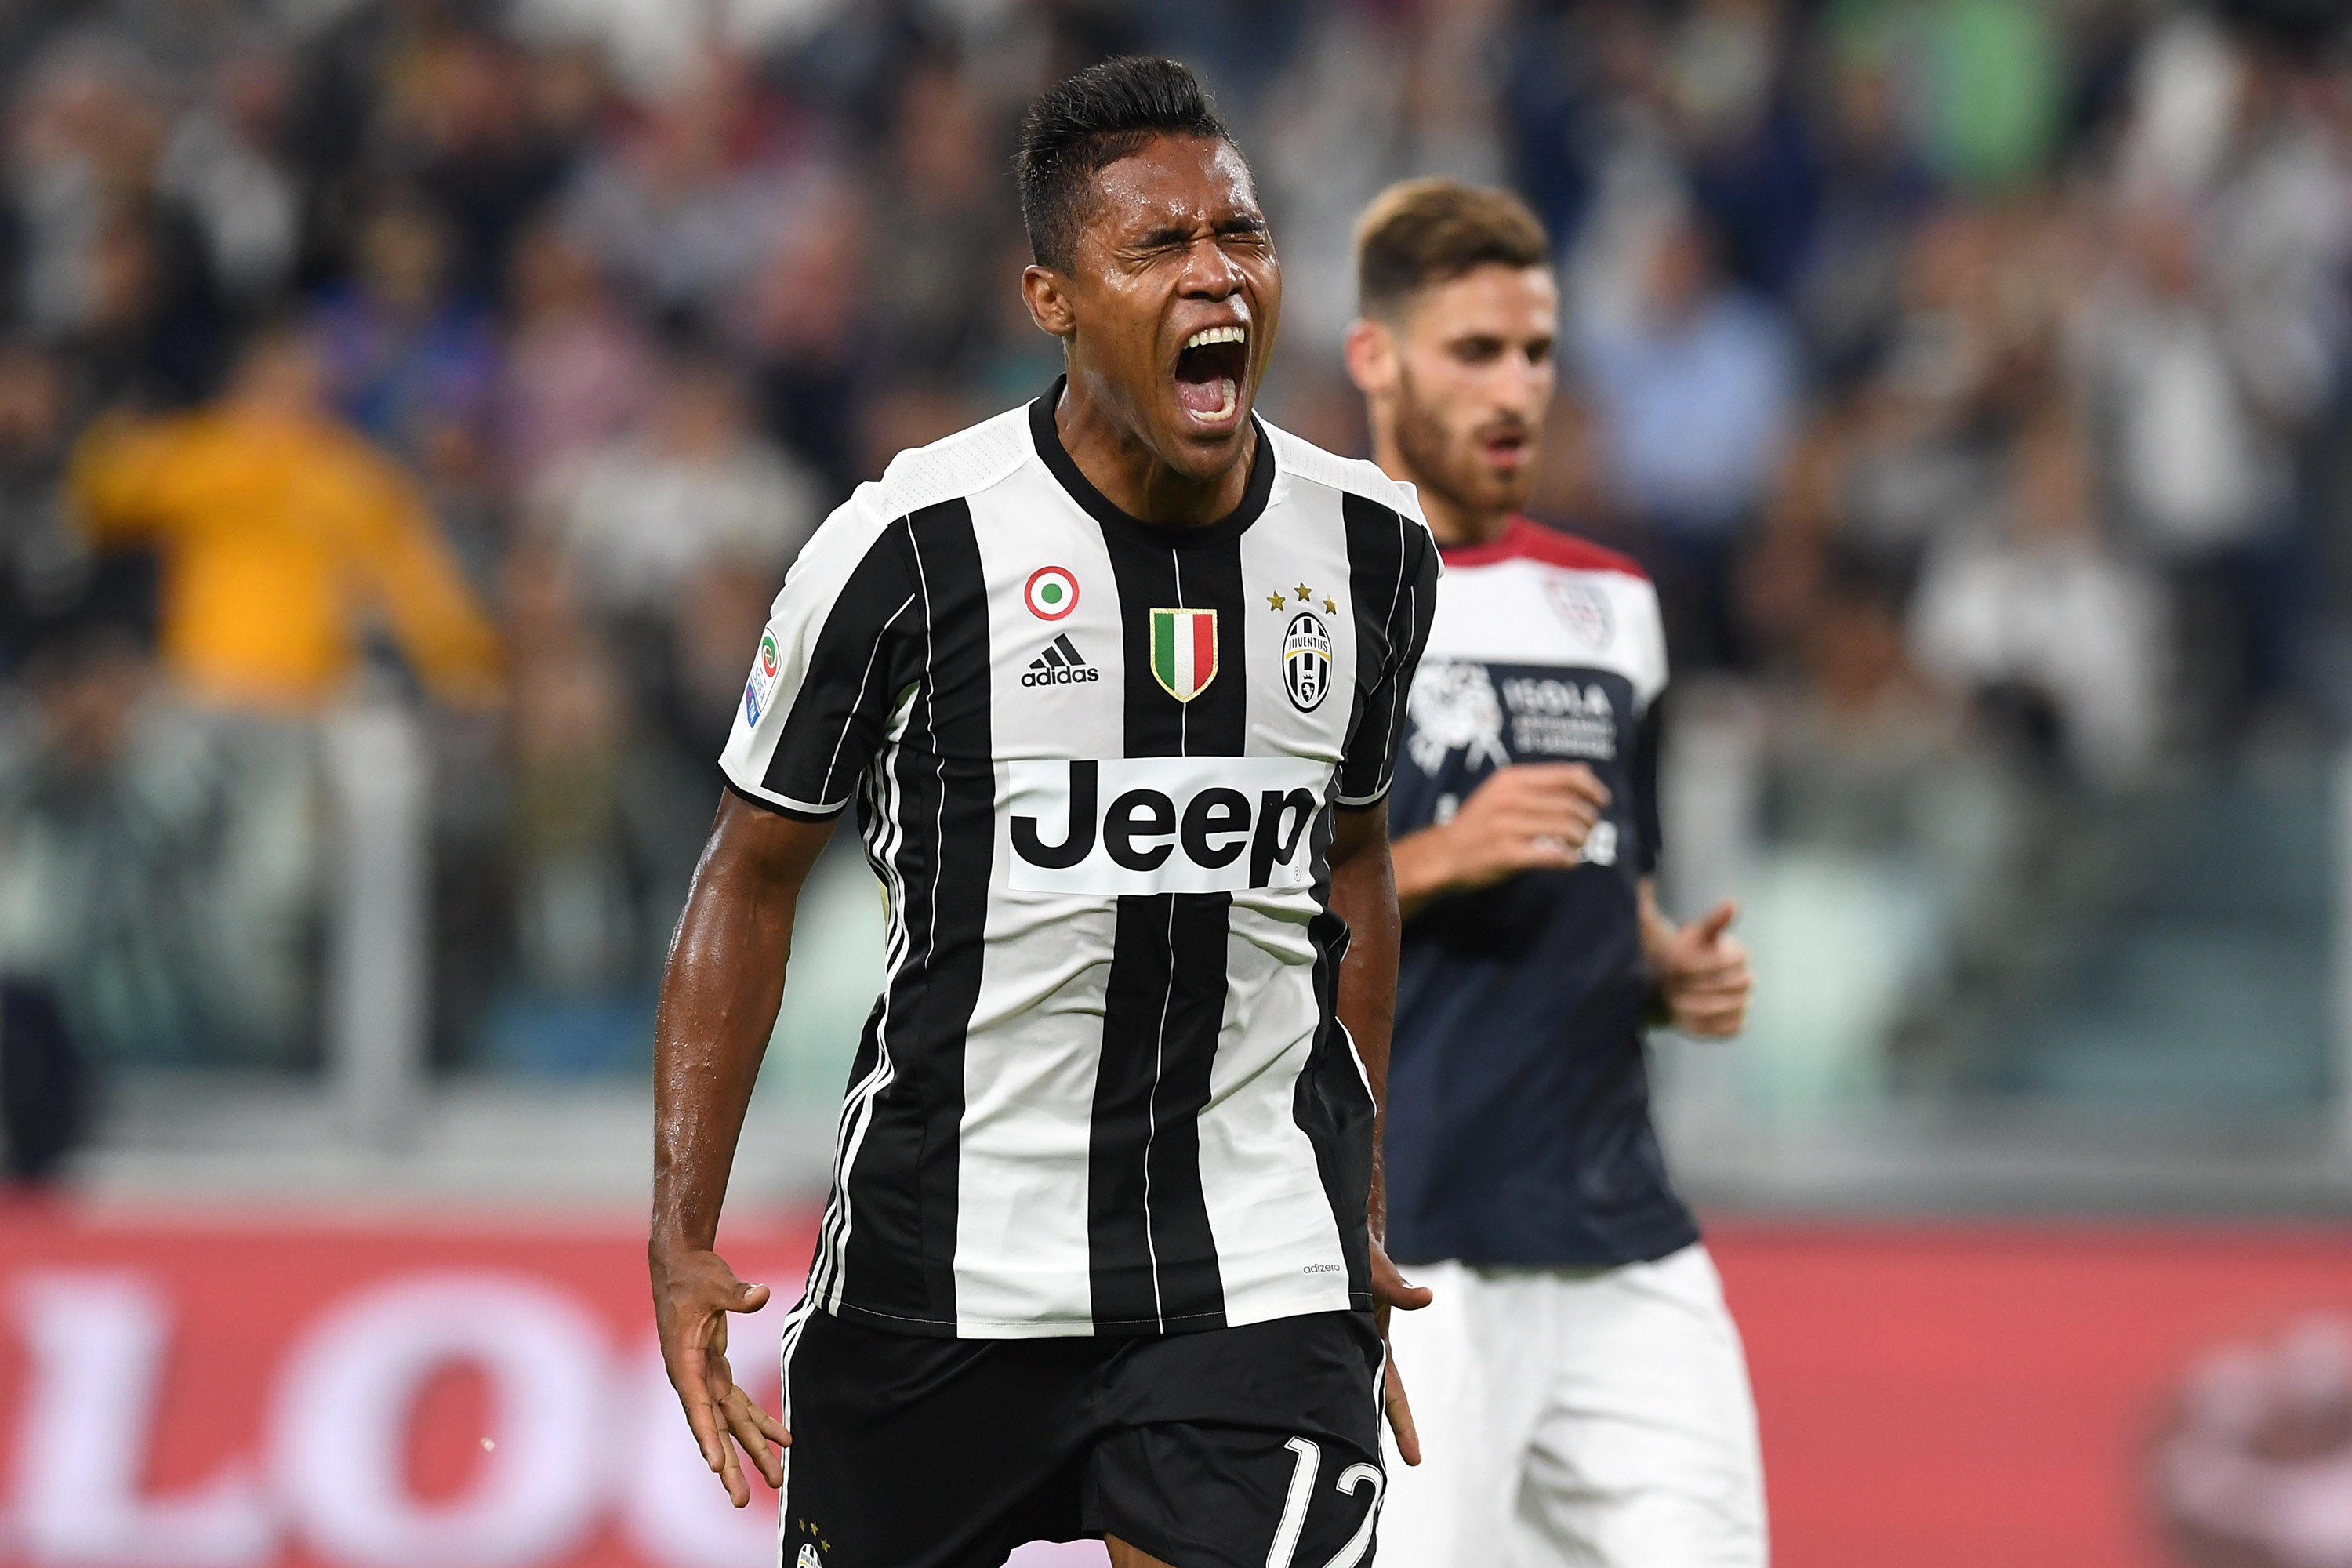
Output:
(649, 60), (1440, 1568)
(1344, 180), (1766, 1564)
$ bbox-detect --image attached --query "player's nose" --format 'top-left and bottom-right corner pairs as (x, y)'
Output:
(1174, 237), (1247, 298)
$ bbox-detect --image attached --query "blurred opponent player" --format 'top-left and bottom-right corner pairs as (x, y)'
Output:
(649, 59), (1441, 1568)
(1344, 180), (1767, 1565)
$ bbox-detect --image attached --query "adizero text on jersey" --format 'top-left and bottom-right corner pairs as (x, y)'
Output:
(721, 385), (1439, 1339)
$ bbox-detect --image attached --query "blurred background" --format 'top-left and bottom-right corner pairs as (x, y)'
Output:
(0, 0), (2349, 1563)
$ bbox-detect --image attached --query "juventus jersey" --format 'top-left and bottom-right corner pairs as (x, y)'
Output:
(721, 385), (1439, 1339)
(1383, 519), (1697, 1268)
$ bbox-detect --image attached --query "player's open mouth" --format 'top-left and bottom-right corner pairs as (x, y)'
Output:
(1174, 325), (1247, 428)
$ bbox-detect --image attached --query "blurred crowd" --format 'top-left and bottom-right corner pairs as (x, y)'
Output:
(0, 0), (2347, 1113)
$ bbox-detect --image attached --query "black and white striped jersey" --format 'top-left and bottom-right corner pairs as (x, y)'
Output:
(720, 385), (1439, 1340)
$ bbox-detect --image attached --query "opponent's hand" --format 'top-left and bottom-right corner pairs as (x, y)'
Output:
(1436, 764), (1612, 891)
(1370, 1239), (1434, 1465)
(652, 1243), (789, 1506)
(1653, 900), (1751, 1038)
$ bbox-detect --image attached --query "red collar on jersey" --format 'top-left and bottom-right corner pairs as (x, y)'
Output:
(1438, 515), (1649, 579)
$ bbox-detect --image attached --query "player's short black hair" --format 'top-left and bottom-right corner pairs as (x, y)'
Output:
(1016, 56), (1232, 272)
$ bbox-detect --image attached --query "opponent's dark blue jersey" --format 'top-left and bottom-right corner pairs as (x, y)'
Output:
(1383, 519), (1697, 1268)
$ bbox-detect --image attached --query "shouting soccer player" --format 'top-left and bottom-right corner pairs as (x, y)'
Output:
(650, 60), (1440, 1568)
(1345, 180), (1767, 1564)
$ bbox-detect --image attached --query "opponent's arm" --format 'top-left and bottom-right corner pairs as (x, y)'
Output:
(652, 793), (835, 1507)
(1390, 761), (1612, 919)
(1327, 799), (1436, 1463)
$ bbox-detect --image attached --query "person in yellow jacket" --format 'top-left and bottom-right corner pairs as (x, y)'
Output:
(70, 322), (503, 714)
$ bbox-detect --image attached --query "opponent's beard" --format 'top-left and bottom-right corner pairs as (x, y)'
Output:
(1392, 366), (1537, 523)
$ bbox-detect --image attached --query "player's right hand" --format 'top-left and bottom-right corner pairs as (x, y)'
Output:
(1439, 763), (1611, 890)
(652, 1243), (789, 1507)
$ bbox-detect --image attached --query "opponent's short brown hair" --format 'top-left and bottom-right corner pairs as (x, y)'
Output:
(1354, 179), (1551, 320)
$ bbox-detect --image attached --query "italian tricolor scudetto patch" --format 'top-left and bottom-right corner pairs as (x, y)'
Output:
(1149, 608), (1218, 702)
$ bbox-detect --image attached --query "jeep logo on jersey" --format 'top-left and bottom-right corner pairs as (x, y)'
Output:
(1025, 565), (1079, 620)
(1149, 608), (1218, 702)
(1004, 756), (1328, 894)
(1283, 611), (1333, 711)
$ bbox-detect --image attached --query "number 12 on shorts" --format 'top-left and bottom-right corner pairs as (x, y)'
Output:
(1266, 1436), (1385, 1568)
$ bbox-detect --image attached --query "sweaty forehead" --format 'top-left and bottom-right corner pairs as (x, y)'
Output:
(1083, 136), (1260, 245)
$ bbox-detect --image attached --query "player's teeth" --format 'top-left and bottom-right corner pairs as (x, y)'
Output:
(1212, 378), (1235, 419)
(1184, 326), (1246, 350)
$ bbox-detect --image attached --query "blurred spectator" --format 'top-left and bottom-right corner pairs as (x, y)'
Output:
(498, 220), (653, 492)
(559, 49), (795, 320)
(1740, 550), (2016, 1105)
(1911, 415), (2165, 783)
(70, 322), (503, 715)
(1, 979), (82, 1183)
(0, 343), (88, 672)
(379, 28), (579, 299)
(501, 532), (637, 1005)
(2085, 200), (2299, 736)
(869, 59), (1011, 382)
(0, 609), (291, 1068)
(1797, 28), (1938, 388)
(736, 179), (868, 494)
(1672, 0), (1820, 300)
(158, 34), (300, 308)
(533, 347), (818, 632)
(9, 43), (233, 408)
(313, 186), (500, 465)
(531, 345), (820, 788)
(1578, 212), (1798, 667)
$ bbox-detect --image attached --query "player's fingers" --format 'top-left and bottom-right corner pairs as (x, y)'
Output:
(717, 1427), (750, 1508)
(729, 1279), (771, 1314)
(1384, 1356), (1422, 1467)
(1690, 901), (1737, 945)
(684, 1390), (729, 1476)
(1678, 949), (1750, 987)
(1676, 1003), (1747, 1036)
(1559, 764), (1613, 811)
(1512, 768), (1612, 815)
(1678, 966), (1749, 997)
(722, 1388), (786, 1490)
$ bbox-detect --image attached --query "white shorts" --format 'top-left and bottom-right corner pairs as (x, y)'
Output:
(1377, 1244), (1767, 1567)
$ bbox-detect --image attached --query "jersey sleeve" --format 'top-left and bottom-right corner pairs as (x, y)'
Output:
(718, 494), (916, 820)
(1336, 515), (1441, 808)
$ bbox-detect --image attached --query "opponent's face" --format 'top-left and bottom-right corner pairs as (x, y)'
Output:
(1360, 263), (1557, 518)
(1025, 134), (1280, 483)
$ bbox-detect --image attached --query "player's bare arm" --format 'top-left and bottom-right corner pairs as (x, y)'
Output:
(1639, 879), (1753, 1038)
(1328, 798), (1437, 1462)
(1391, 762), (1613, 917)
(651, 793), (832, 1507)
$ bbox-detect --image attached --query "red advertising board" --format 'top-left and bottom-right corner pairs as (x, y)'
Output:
(0, 1206), (2345, 1566)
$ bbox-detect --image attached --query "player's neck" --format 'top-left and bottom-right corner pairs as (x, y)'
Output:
(1054, 379), (1255, 528)
(1370, 428), (1511, 549)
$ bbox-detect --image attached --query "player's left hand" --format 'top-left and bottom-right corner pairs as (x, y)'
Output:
(1370, 1239), (1434, 1465)
(1654, 899), (1751, 1038)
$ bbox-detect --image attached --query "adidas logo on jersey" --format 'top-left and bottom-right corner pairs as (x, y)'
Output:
(1022, 633), (1100, 687)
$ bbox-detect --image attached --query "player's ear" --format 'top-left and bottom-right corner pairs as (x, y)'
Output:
(1342, 315), (1397, 397)
(1022, 264), (1076, 340)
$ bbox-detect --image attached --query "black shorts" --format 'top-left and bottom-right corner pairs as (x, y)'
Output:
(778, 1305), (1388, 1568)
